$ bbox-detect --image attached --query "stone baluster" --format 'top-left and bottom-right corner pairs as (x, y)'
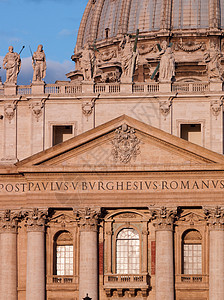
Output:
(0, 210), (21, 300)
(149, 207), (176, 300)
(25, 209), (47, 300)
(74, 207), (100, 300)
(204, 206), (224, 300)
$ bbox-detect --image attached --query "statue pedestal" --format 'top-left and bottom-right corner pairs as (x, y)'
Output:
(32, 81), (45, 94)
(4, 83), (17, 96)
(210, 81), (223, 92)
(159, 81), (171, 93)
(82, 80), (94, 94)
(120, 82), (133, 94)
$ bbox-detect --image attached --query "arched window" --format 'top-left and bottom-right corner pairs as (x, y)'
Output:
(116, 228), (140, 274)
(54, 231), (73, 276)
(182, 229), (202, 275)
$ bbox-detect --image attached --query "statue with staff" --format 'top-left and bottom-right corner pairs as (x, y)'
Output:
(3, 45), (24, 84)
(30, 44), (47, 82)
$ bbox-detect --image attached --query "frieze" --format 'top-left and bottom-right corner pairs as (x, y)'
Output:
(175, 41), (206, 52)
(0, 179), (224, 193)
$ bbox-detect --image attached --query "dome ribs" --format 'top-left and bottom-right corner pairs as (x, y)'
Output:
(160, 0), (172, 30)
(76, 0), (92, 50)
(121, 0), (132, 34)
(89, 0), (106, 45)
(209, 0), (221, 29)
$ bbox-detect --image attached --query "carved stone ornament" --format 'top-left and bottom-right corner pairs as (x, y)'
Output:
(25, 208), (48, 232)
(29, 102), (43, 121)
(160, 100), (171, 119)
(50, 213), (77, 228)
(4, 104), (16, 122)
(111, 124), (140, 164)
(74, 207), (101, 231)
(211, 98), (223, 119)
(204, 206), (224, 229)
(149, 206), (177, 230)
(82, 101), (94, 116)
(0, 209), (22, 233)
(175, 41), (206, 52)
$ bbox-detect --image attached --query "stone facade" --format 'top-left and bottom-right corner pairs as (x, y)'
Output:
(1, 0), (224, 299)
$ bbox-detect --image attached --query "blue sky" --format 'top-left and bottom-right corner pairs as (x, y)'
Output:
(0, 0), (89, 84)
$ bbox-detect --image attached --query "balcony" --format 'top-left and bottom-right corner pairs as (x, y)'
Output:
(104, 274), (150, 297)
(175, 274), (209, 289)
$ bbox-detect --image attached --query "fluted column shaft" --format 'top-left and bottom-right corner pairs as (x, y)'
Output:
(26, 209), (47, 300)
(75, 207), (100, 300)
(0, 210), (19, 300)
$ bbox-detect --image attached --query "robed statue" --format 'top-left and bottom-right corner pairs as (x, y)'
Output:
(159, 41), (175, 82)
(3, 46), (21, 84)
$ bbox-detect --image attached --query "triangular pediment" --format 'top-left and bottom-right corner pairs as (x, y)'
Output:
(16, 115), (224, 171)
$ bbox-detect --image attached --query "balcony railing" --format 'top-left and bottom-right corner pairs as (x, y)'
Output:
(172, 82), (209, 93)
(104, 273), (149, 288)
(1, 81), (222, 97)
(48, 275), (78, 284)
(133, 83), (159, 93)
(176, 274), (209, 285)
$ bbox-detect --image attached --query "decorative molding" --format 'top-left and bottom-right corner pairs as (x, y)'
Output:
(204, 206), (224, 229)
(25, 208), (48, 232)
(74, 207), (101, 231)
(4, 104), (16, 122)
(176, 41), (206, 52)
(149, 206), (177, 230)
(178, 211), (205, 225)
(29, 102), (43, 121)
(50, 213), (77, 228)
(0, 209), (22, 233)
(82, 101), (94, 116)
(111, 124), (140, 164)
(211, 98), (223, 119)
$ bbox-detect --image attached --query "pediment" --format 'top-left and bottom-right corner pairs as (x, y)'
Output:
(16, 115), (224, 171)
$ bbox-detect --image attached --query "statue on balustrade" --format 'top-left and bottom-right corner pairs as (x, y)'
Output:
(204, 42), (223, 81)
(32, 44), (47, 82)
(119, 35), (137, 82)
(159, 41), (175, 82)
(3, 46), (21, 84)
(80, 43), (95, 81)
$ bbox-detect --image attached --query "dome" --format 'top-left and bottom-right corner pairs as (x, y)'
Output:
(76, 0), (224, 50)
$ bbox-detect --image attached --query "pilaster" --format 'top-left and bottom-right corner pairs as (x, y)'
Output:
(0, 210), (21, 300)
(204, 207), (224, 299)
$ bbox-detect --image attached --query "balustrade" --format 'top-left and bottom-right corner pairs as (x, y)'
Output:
(104, 274), (149, 288)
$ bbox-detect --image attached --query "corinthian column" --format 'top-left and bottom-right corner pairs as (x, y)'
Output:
(149, 207), (176, 300)
(204, 207), (224, 300)
(74, 207), (100, 300)
(0, 210), (20, 300)
(25, 209), (47, 300)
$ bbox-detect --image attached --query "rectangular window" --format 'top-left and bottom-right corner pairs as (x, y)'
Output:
(53, 125), (73, 146)
(56, 245), (73, 275)
(183, 244), (202, 274)
(181, 124), (201, 146)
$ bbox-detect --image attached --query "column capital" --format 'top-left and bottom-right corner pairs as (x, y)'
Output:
(25, 208), (48, 232)
(0, 209), (22, 233)
(204, 206), (224, 230)
(74, 207), (101, 232)
(149, 206), (177, 230)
